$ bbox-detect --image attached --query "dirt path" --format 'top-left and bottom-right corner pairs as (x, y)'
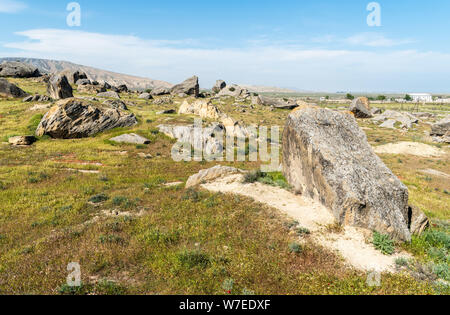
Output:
(202, 174), (411, 273)
(373, 142), (446, 157)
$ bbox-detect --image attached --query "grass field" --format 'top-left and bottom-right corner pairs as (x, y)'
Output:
(0, 79), (448, 294)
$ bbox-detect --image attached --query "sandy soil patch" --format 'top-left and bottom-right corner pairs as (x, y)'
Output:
(202, 174), (411, 273)
(373, 142), (445, 157)
(420, 169), (450, 179)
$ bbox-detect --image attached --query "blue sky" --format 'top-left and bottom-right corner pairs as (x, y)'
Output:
(1, 0), (450, 92)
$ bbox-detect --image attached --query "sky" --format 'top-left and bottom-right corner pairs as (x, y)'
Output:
(0, 0), (449, 93)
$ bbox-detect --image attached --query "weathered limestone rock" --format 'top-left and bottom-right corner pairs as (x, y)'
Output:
(60, 70), (88, 85)
(0, 61), (41, 78)
(23, 94), (52, 103)
(186, 165), (241, 188)
(283, 107), (411, 241)
(0, 78), (29, 98)
(138, 92), (153, 100)
(408, 205), (429, 236)
(217, 84), (250, 99)
(151, 86), (171, 96)
(97, 91), (121, 99)
(178, 98), (221, 119)
(259, 95), (298, 109)
(171, 76), (199, 97)
(103, 99), (128, 110)
(110, 133), (150, 145)
(36, 98), (137, 139)
(212, 80), (226, 94)
(430, 116), (450, 143)
(373, 110), (418, 130)
(47, 74), (73, 100)
(77, 84), (106, 94)
(350, 97), (372, 118)
(8, 136), (36, 146)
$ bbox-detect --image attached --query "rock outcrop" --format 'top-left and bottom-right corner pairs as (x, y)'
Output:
(186, 166), (241, 188)
(171, 76), (199, 97)
(36, 98), (137, 139)
(97, 91), (120, 99)
(0, 79), (29, 98)
(59, 69), (88, 85)
(350, 97), (372, 118)
(103, 99), (128, 110)
(212, 80), (226, 94)
(47, 74), (73, 100)
(430, 116), (450, 143)
(0, 61), (41, 78)
(259, 95), (298, 109)
(178, 98), (221, 119)
(372, 110), (419, 130)
(216, 84), (250, 99)
(282, 107), (411, 241)
(151, 86), (171, 96)
(110, 133), (150, 145)
(8, 136), (36, 146)
(408, 205), (429, 236)
(23, 94), (52, 103)
(138, 92), (153, 100)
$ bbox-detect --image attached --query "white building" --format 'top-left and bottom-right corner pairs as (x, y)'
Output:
(409, 93), (433, 103)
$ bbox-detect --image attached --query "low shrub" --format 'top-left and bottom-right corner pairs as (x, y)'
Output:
(372, 232), (395, 255)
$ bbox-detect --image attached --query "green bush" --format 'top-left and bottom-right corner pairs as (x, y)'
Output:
(89, 193), (109, 203)
(177, 250), (210, 269)
(395, 257), (409, 267)
(289, 242), (302, 254)
(432, 263), (449, 281)
(372, 232), (395, 255)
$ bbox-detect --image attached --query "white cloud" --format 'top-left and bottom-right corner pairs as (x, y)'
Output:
(313, 33), (414, 48)
(345, 33), (415, 47)
(0, 0), (27, 13)
(3, 28), (450, 92)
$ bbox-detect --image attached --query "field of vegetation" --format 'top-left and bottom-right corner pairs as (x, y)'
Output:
(0, 78), (448, 294)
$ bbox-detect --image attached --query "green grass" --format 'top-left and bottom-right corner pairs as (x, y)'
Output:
(0, 78), (447, 295)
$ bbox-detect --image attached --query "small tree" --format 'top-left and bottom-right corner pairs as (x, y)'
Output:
(405, 94), (412, 101)
(377, 95), (386, 101)
(346, 93), (355, 100)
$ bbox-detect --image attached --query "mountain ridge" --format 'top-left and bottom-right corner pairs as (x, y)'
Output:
(0, 57), (172, 90)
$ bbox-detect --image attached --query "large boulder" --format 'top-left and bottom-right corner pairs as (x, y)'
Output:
(350, 97), (372, 118)
(60, 70), (88, 85)
(138, 92), (153, 100)
(77, 84), (106, 94)
(171, 76), (199, 97)
(430, 116), (450, 143)
(212, 80), (226, 94)
(36, 98), (137, 139)
(117, 84), (128, 93)
(178, 98), (221, 119)
(110, 133), (150, 145)
(103, 99), (128, 110)
(47, 74), (73, 100)
(0, 61), (41, 78)
(259, 95), (298, 109)
(282, 107), (411, 241)
(0, 78), (28, 98)
(97, 91), (120, 99)
(372, 110), (419, 130)
(408, 205), (429, 236)
(151, 86), (171, 96)
(217, 84), (250, 99)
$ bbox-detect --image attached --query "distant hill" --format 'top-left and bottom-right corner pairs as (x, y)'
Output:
(237, 84), (302, 94)
(0, 57), (172, 90)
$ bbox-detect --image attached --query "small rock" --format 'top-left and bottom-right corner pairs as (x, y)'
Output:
(97, 91), (121, 99)
(110, 133), (150, 145)
(186, 165), (241, 188)
(8, 136), (36, 146)
(349, 97), (372, 118)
